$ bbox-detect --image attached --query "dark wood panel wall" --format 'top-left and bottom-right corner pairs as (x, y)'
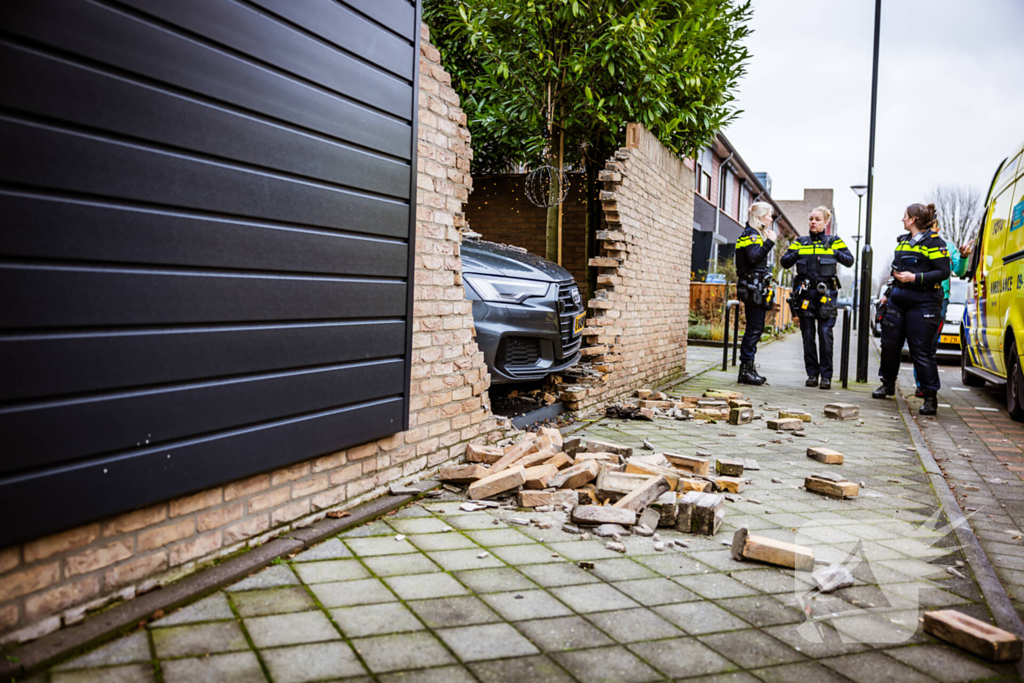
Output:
(0, 0), (421, 546)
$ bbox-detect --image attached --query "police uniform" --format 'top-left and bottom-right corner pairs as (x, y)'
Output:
(780, 232), (854, 389)
(874, 231), (951, 414)
(735, 225), (775, 385)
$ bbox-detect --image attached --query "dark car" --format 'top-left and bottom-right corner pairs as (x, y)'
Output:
(462, 238), (585, 384)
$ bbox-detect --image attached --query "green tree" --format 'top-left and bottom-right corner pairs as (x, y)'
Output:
(424, 0), (752, 260)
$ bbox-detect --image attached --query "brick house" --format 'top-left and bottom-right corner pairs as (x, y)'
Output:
(685, 134), (797, 279)
(0, 10), (507, 645)
(775, 188), (839, 237)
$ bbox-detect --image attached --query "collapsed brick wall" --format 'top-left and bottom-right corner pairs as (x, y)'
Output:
(466, 174), (590, 288)
(559, 124), (695, 414)
(0, 24), (506, 645)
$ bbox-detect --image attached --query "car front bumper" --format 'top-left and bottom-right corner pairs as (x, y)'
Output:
(468, 280), (585, 384)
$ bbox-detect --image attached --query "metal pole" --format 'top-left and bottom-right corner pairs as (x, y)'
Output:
(852, 194), (863, 330)
(857, 0), (882, 383)
(722, 303), (731, 372)
(841, 308), (851, 389)
(732, 304), (741, 367)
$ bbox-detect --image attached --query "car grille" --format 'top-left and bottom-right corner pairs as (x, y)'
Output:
(504, 337), (541, 369)
(557, 281), (584, 357)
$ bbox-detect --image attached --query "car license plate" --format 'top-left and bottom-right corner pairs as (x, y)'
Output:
(940, 334), (959, 345)
(572, 311), (586, 335)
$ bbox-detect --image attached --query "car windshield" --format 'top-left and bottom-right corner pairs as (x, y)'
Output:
(950, 279), (969, 304)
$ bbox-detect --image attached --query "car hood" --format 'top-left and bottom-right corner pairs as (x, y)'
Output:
(461, 238), (573, 282)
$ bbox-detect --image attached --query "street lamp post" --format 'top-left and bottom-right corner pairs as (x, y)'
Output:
(856, 0), (882, 383)
(850, 185), (868, 330)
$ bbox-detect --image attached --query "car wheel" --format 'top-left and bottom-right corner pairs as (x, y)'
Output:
(1007, 340), (1024, 422)
(961, 340), (986, 387)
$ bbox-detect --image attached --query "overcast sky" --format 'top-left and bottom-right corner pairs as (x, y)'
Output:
(725, 0), (1024, 289)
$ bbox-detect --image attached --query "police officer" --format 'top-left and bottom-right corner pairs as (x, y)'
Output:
(780, 207), (854, 390)
(735, 201), (777, 385)
(873, 203), (951, 415)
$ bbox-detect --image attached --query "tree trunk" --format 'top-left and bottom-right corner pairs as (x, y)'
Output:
(545, 127), (562, 263)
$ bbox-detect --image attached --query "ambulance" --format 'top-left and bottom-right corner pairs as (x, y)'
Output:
(962, 139), (1024, 420)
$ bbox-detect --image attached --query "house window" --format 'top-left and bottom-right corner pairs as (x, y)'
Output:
(721, 170), (734, 212)
(738, 186), (749, 223)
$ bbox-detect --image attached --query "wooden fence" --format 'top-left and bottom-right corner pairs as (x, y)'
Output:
(689, 282), (793, 329)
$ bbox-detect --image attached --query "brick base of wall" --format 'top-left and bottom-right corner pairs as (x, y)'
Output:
(0, 23), (513, 646)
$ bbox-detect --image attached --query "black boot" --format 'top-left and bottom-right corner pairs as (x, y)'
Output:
(819, 378), (831, 390)
(805, 376), (819, 387)
(738, 361), (766, 386)
(872, 383), (895, 399)
(920, 391), (938, 416)
(750, 364), (767, 383)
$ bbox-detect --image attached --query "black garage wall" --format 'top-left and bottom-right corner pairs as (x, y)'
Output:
(0, 0), (421, 546)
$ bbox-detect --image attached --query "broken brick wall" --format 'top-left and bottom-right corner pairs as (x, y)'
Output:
(465, 174), (590, 289)
(559, 124), (695, 414)
(0, 24), (506, 645)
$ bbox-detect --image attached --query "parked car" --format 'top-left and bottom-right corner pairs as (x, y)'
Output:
(961, 137), (1024, 420)
(462, 238), (585, 384)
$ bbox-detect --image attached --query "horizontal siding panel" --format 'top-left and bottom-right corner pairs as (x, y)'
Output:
(0, 398), (405, 547)
(2, 0), (412, 157)
(251, 0), (414, 79)
(0, 265), (406, 329)
(0, 42), (411, 198)
(1, 118), (411, 238)
(118, 0), (412, 117)
(0, 320), (406, 402)
(1, 193), (409, 276)
(343, 0), (416, 40)
(0, 359), (405, 473)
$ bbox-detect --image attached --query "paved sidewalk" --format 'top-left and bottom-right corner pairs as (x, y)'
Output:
(895, 345), (1024, 619)
(37, 333), (1020, 683)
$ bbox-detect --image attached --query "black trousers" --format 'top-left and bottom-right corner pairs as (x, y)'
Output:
(879, 288), (942, 392)
(740, 302), (766, 362)
(800, 315), (837, 379)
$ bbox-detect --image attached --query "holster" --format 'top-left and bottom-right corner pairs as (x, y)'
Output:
(816, 291), (837, 320)
(880, 303), (904, 331)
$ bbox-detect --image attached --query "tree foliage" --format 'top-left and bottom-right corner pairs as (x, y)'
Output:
(423, 0), (753, 173)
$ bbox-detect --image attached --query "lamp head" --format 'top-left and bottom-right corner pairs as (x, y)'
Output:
(851, 185), (868, 198)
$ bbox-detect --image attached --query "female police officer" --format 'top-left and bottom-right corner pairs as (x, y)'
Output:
(780, 207), (854, 390)
(873, 203), (951, 415)
(735, 202), (777, 385)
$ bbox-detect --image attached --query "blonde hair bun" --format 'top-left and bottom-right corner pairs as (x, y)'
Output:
(810, 206), (832, 223)
(747, 201), (773, 229)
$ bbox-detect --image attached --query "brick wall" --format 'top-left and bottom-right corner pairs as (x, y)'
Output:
(558, 124), (695, 414)
(0, 24), (506, 645)
(466, 174), (590, 289)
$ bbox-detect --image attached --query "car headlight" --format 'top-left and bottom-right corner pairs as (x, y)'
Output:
(464, 274), (550, 304)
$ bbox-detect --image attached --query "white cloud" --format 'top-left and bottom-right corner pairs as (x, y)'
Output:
(725, 0), (1024, 285)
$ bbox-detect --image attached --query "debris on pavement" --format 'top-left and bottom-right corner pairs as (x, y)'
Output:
(923, 610), (1023, 662)
(715, 459), (745, 476)
(678, 491), (725, 536)
(805, 472), (859, 499)
(824, 403), (860, 420)
(767, 418), (804, 431)
(665, 453), (710, 475)
(812, 563), (855, 592)
(731, 526), (815, 570)
(806, 447), (845, 465)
